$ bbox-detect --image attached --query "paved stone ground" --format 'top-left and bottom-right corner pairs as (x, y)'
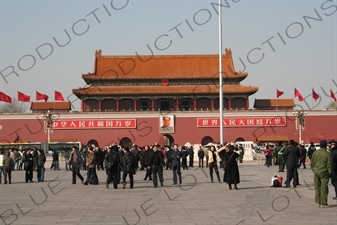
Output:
(0, 160), (336, 225)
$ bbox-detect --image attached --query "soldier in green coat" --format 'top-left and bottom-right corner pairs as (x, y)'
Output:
(310, 140), (332, 208)
(275, 142), (285, 172)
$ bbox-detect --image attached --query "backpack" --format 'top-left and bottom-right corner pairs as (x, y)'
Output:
(271, 175), (283, 187)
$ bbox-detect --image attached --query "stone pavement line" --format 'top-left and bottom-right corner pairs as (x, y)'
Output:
(1, 163), (337, 225)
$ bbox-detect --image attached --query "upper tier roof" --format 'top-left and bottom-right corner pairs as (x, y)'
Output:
(82, 49), (248, 81)
(72, 85), (258, 97)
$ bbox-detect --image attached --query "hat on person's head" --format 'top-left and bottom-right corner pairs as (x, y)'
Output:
(320, 139), (327, 148)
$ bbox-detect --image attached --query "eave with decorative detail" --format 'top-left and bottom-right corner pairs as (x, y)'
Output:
(73, 85), (258, 99)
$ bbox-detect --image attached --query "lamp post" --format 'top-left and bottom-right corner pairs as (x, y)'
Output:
(293, 109), (307, 144)
(218, 0), (224, 145)
(41, 110), (57, 143)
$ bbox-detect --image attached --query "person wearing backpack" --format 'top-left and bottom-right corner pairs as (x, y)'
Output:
(121, 147), (136, 189)
(105, 146), (120, 189)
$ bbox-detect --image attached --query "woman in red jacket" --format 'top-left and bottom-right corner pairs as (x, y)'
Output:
(264, 145), (272, 167)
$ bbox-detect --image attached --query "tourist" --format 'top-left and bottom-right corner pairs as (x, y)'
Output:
(283, 140), (299, 188)
(200, 144), (226, 183)
(0, 150), (4, 184)
(198, 146), (204, 168)
(165, 147), (173, 170)
(310, 140), (333, 208)
(121, 147), (136, 189)
(3, 152), (14, 184)
(96, 146), (104, 171)
(18, 150), (24, 170)
(64, 150), (71, 171)
(263, 145), (272, 167)
(330, 140), (337, 200)
(70, 146), (84, 184)
(181, 146), (189, 170)
(51, 150), (60, 170)
(237, 144), (244, 163)
(83, 146), (98, 185)
(298, 145), (307, 169)
(171, 144), (182, 185)
(143, 145), (153, 181)
(32, 147), (38, 172)
(223, 144), (240, 190)
(188, 147), (194, 167)
(14, 149), (21, 170)
(37, 150), (46, 182)
(105, 146), (120, 189)
(307, 142), (316, 160)
(24, 148), (34, 182)
(148, 145), (164, 188)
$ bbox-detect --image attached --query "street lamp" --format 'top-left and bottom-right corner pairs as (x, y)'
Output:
(293, 109), (307, 144)
(41, 110), (57, 143)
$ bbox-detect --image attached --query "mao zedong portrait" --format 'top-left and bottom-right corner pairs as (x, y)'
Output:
(160, 116), (174, 133)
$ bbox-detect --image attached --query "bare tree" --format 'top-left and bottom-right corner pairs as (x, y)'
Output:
(327, 102), (337, 109)
(0, 98), (28, 113)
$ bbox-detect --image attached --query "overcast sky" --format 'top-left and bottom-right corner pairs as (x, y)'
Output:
(0, 0), (336, 111)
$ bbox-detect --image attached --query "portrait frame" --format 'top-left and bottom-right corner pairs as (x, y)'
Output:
(159, 114), (175, 134)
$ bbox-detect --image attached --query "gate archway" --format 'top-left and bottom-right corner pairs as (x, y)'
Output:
(119, 137), (132, 148)
(201, 136), (214, 146)
(87, 139), (99, 147)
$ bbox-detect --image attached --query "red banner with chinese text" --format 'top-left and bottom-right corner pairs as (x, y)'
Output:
(197, 117), (286, 127)
(53, 119), (137, 129)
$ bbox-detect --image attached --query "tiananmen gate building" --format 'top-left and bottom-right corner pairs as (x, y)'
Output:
(0, 49), (336, 148)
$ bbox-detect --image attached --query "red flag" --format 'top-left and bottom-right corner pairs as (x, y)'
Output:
(312, 89), (319, 102)
(330, 89), (337, 102)
(18, 91), (31, 102)
(36, 91), (49, 102)
(294, 88), (304, 102)
(0, 91), (12, 104)
(276, 89), (284, 98)
(54, 90), (65, 101)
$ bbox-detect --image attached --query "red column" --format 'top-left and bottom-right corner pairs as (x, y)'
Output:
(246, 98), (249, 109)
(228, 98), (232, 109)
(98, 100), (102, 111)
(116, 100), (119, 111)
(134, 99), (137, 110)
(194, 99), (197, 110)
(176, 99), (179, 110)
(211, 99), (214, 110)
(152, 100), (155, 110)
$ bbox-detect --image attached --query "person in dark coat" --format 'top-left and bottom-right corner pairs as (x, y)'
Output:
(171, 144), (182, 185)
(307, 142), (316, 160)
(37, 150), (46, 182)
(198, 147), (204, 167)
(3, 152), (14, 184)
(105, 146), (120, 189)
(24, 148), (34, 182)
(181, 146), (189, 170)
(143, 145), (153, 181)
(298, 145), (307, 169)
(70, 146), (84, 184)
(165, 148), (173, 170)
(223, 144), (240, 190)
(96, 147), (104, 170)
(83, 146), (98, 185)
(188, 147), (194, 167)
(330, 140), (337, 200)
(148, 145), (164, 188)
(51, 150), (60, 170)
(121, 147), (136, 189)
(283, 140), (300, 188)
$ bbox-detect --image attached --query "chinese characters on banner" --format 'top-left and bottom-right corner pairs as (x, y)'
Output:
(197, 117), (287, 127)
(53, 119), (137, 129)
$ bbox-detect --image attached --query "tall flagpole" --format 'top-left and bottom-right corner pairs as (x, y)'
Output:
(219, 0), (224, 145)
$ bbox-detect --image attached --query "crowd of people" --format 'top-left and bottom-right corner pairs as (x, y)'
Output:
(1, 139), (336, 209)
(262, 139), (337, 208)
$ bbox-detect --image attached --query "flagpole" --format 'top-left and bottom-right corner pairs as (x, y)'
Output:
(218, 0), (224, 145)
(311, 87), (313, 109)
(276, 87), (278, 111)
